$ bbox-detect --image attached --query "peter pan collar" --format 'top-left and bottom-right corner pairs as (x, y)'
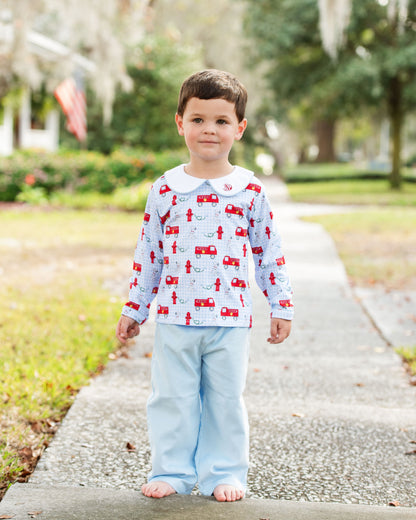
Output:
(164, 165), (254, 196)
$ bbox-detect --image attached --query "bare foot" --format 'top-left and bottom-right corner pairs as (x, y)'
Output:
(213, 484), (244, 502)
(141, 481), (176, 498)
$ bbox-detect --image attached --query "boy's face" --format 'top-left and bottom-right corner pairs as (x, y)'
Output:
(175, 97), (247, 166)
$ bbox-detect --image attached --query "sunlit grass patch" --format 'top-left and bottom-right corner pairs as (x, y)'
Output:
(1, 281), (122, 418)
(0, 279), (123, 496)
(396, 346), (416, 376)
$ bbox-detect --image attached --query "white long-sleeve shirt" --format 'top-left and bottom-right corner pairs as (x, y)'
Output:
(121, 165), (293, 327)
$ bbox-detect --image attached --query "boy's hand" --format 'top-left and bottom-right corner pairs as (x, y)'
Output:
(268, 318), (291, 344)
(116, 315), (141, 344)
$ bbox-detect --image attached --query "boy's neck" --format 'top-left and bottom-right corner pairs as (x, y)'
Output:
(184, 159), (234, 179)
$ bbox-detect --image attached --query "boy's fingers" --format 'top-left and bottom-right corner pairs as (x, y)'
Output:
(268, 318), (292, 344)
(116, 317), (132, 344)
(127, 323), (140, 338)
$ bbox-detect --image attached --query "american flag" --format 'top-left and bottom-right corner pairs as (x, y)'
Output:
(54, 76), (87, 142)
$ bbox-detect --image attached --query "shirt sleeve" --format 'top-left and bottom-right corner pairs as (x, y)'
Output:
(121, 186), (164, 324)
(248, 186), (294, 320)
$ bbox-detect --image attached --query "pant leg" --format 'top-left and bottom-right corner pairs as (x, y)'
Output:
(195, 327), (251, 496)
(146, 323), (202, 494)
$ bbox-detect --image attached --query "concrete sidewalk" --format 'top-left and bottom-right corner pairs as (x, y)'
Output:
(2, 484), (416, 520)
(1, 178), (416, 519)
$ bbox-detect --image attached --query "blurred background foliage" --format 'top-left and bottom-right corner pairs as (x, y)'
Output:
(2, 0), (416, 199)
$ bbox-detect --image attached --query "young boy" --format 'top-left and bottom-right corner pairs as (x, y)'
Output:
(116, 69), (293, 502)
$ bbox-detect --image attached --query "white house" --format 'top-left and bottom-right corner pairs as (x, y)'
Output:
(0, 12), (94, 156)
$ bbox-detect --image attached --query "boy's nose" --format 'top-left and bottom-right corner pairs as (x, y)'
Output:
(203, 122), (216, 133)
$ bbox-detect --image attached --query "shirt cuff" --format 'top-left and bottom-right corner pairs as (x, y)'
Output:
(270, 301), (294, 320)
(121, 301), (148, 325)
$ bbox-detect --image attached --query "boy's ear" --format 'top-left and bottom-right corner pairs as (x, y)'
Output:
(235, 118), (247, 141)
(175, 113), (184, 136)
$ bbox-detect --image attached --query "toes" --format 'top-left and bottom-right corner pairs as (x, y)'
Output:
(213, 485), (244, 502)
(141, 482), (176, 498)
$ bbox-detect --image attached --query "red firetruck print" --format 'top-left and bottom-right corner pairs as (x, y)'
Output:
(279, 299), (293, 308)
(195, 245), (217, 258)
(126, 301), (140, 311)
(252, 246), (264, 256)
(197, 194), (219, 206)
(194, 298), (215, 310)
(164, 256), (169, 265)
(166, 276), (179, 287)
(159, 184), (171, 196)
(231, 278), (246, 290)
(166, 225), (179, 237)
(133, 262), (142, 272)
(223, 256), (240, 269)
(157, 305), (169, 316)
(246, 183), (261, 195)
(225, 204), (244, 218)
(221, 307), (239, 319)
(143, 212), (150, 223)
(235, 227), (248, 238)
(276, 256), (286, 266)
(161, 211), (170, 224)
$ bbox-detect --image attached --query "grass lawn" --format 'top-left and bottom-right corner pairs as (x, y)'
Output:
(287, 179), (416, 206)
(0, 209), (142, 499)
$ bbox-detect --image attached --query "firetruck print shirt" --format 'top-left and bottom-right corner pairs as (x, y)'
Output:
(122, 165), (294, 328)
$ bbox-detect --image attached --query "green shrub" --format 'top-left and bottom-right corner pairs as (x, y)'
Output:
(112, 182), (153, 211)
(0, 148), (187, 201)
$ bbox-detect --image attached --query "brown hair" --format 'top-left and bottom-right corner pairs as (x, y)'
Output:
(177, 69), (248, 122)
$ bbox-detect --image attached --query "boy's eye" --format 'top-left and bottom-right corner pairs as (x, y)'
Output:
(217, 119), (228, 125)
(192, 118), (203, 124)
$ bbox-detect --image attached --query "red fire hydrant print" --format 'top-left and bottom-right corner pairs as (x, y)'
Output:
(265, 226), (271, 239)
(185, 259), (192, 273)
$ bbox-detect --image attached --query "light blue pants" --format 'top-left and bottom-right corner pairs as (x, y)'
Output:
(146, 323), (251, 496)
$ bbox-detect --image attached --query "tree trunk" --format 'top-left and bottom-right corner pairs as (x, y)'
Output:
(315, 119), (336, 162)
(388, 76), (403, 189)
